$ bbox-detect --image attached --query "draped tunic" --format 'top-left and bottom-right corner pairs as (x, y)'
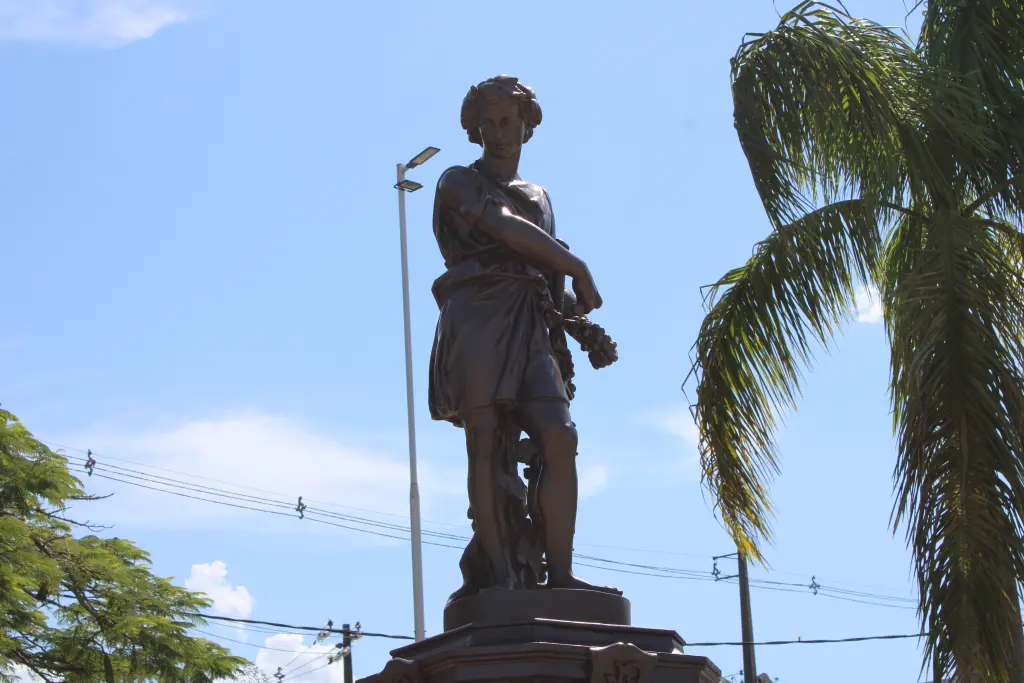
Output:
(427, 161), (568, 426)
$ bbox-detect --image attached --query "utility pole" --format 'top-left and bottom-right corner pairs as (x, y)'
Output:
(738, 552), (757, 683)
(342, 623), (353, 683)
(713, 550), (757, 683)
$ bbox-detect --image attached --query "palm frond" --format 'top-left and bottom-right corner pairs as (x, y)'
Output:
(921, 0), (1024, 215)
(965, 174), (1024, 218)
(693, 199), (880, 560)
(713, 1), (1024, 679)
(731, 1), (916, 226)
(883, 208), (1024, 683)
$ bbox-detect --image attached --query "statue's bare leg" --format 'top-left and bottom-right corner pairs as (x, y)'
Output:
(516, 399), (620, 594)
(461, 406), (517, 590)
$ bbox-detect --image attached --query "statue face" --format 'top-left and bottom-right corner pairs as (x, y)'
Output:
(477, 96), (526, 160)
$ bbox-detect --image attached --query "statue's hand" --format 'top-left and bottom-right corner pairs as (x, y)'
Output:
(571, 267), (602, 316)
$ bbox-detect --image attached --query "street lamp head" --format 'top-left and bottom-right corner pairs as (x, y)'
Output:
(396, 179), (424, 192)
(406, 146), (440, 169)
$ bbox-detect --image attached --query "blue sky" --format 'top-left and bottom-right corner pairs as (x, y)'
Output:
(1, 1), (929, 682)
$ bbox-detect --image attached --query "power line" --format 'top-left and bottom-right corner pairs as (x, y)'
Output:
(574, 561), (720, 583)
(193, 621), (350, 681)
(192, 613), (414, 641)
(72, 456), (914, 608)
(814, 591), (916, 610)
(48, 443), (785, 557)
(51, 439), (916, 594)
(87, 472), (300, 518)
(65, 454), (470, 546)
(86, 470), (442, 545)
(206, 620), (294, 637)
(193, 613), (925, 649)
(68, 455), (917, 608)
(574, 553), (719, 579)
(280, 649), (334, 681)
(687, 633), (927, 647)
(58, 447), (918, 608)
(819, 583), (918, 602)
(575, 559), (915, 610)
(282, 660), (332, 682)
(87, 456), (474, 542)
(574, 552), (914, 606)
(81, 469), (465, 550)
(48, 440), (469, 529)
(278, 619), (335, 675)
(192, 628), (314, 653)
(568, 540), (717, 561)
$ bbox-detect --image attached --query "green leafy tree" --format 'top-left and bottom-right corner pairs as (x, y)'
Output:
(0, 407), (248, 682)
(230, 666), (273, 683)
(691, 1), (1024, 681)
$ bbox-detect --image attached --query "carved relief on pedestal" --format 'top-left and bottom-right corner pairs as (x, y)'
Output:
(378, 658), (420, 683)
(589, 643), (659, 683)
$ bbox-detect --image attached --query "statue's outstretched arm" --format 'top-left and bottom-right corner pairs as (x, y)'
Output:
(478, 203), (592, 290)
(437, 170), (602, 315)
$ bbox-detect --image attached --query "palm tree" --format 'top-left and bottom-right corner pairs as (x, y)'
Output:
(690, 1), (1024, 681)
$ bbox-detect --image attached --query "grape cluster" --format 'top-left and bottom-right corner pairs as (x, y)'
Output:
(564, 316), (619, 369)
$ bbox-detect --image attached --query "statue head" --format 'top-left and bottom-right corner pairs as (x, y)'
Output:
(460, 75), (542, 160)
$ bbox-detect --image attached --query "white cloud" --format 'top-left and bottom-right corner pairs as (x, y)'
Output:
(0, 0), (187, 46)
(254, 634), (346, 683)
(185, 561), (254, 619)
(10, 665), (45, 682)
(578, 463), (609, 499)
(854, 285), (883, 324)
(648, 407), (699, 444)
(65, 412), (461, 539)
(641, 407), (702, 481)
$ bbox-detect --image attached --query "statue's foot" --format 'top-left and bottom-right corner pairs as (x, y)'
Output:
(546, 573), (623, 596)
(479, 573), (520, 593)
(448, 575), (519, 604)
(446, 583), (478, 606)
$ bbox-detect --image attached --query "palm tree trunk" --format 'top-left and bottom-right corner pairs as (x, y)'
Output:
(1010, 579), (1024, 683)
(939, 566), (1024, 683)
(1003, 562), (1024, 683)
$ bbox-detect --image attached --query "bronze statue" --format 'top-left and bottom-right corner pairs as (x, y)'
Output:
(359, 74), (723, 683)
(428, 75), (620, 605)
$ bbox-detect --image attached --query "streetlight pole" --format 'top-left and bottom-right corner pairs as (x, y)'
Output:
(394, 146), (439, 643)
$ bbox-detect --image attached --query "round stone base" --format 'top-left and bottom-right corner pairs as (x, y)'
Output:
(443, 589), (631, 631)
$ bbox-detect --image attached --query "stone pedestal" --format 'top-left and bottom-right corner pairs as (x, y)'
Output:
(358, 591), (722, 683)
